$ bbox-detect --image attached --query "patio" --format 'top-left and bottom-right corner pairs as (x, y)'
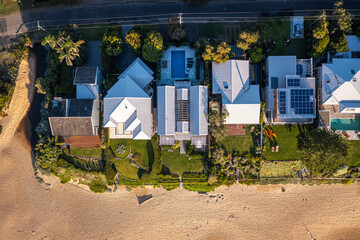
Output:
(159, 46), (196, 86)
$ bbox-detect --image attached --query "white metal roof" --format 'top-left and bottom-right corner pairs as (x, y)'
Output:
(106, 75), (149, 98)
(119, 57), (154, 89)
(157, 86), (175, 135)
(190, 85), (208, 135)
(321, 58), (360, 105)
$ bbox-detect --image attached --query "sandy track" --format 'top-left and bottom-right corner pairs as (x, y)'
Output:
(0, 54), (360, 240)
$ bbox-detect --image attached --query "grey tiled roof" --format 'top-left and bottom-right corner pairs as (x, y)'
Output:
(74, 67), (97, 85)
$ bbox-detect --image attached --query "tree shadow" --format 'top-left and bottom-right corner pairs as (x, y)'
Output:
(161, 165), (171, 175)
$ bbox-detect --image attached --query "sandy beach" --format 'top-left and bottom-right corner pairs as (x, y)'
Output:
(0, 53), (359, 240)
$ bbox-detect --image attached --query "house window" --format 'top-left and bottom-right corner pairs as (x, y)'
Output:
(351, 69), (355, 74)
(223, 81), (229, 89)
(353, 78), (357, 82)
(271, 77), (278, 89)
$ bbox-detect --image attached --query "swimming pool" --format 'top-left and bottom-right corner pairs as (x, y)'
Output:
(171, 50), (186, 78)
(331, 118), (360, 130)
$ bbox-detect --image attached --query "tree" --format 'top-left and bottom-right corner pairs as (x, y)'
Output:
(212, 147), (226, 166)
(168, 17), (186, 41)
(298, 128), (349, 177)
(330, 31), (349, 53)
(249, 47), (263, 64)
(208, 173), (218, 184)
(42, 31), (85, 66)
(236, 31), (259, 51)
(35, 136), (62, 171)
(313, 11), (329, 39)
(202, 42), (231, 64)
(125, 29), (142, 51)
(208, 109), (229, 142)
(333, 1), (352, 34)
(35, 77), (47, 94)
(313, 34), (330, 57)
(100, 27), (123, 57)
(142, 31), (163, 62)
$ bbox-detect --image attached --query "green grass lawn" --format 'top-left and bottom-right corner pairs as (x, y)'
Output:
(198, 23), (225, 39)
(113, 158), (140, 180)
(110, 139), (154, 167)
(80, 25), (108, 41)
(347, 141), (360, 167)
(261, 160), (304, 178)
(70, 147), (102, 158)
(261, 18), (290, 55)
(162, 149), (204, 175)
(219, 126), (254, 154)
(263, 125), (308, 161)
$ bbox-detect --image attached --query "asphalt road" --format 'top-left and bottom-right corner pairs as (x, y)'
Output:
(1, 0), (360, 38)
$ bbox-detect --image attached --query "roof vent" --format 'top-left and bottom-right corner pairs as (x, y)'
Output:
(326, 79), (330, 84)
(353, 78), (357, 82)
(351, 69), (355, 74)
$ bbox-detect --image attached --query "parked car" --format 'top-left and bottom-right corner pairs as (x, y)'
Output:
(294, 24), (301, 37)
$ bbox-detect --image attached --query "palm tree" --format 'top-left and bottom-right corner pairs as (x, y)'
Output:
(42, 31), (85, 66)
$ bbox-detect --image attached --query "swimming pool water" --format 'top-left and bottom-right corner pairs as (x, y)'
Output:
(331, 118), (360, 130)
(171, 50), (186, 78)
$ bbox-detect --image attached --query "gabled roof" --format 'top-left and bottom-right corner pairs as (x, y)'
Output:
(49, 99), (97, 136)
(212, 60), (250, 104)
(190, 85), (208, 135)
(157, 86), (175, 135)
(119, 57), (154, 89)
(212, 60), (260, 124)
(347, 35), (360, 52)
(106, 75), (149, 98)
(322, 58), (360, 104)
(74, 67), (98, 85)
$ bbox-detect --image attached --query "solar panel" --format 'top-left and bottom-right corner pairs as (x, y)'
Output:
(279, 91), (287, 114)
(288, 78), (300, 87)
(290, 89), (314, 115)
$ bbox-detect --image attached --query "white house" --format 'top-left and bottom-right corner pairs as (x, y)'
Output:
(264, 56), (316, 124)
(103, 58), (154, 140)
(212, 60), (260, 125)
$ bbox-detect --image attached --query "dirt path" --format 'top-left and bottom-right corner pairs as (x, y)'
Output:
(0, 54), (359, 240)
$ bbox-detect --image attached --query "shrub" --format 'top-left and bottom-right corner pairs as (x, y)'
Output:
(330, 31), (349, 53)
(89, 179), (108, 193)
(236, 31), (259, 51)
(116, 144), (126, 155)
(207, 173), (218, 184)
(142, 31), (163, 62)
(249, 47), (263, 64)
(341, 179), (354, 185)
(202, 42), (231, 64)
(313, 35), (330, 57)
(125, 29), (142, 52)
(100, 27), (123, 57)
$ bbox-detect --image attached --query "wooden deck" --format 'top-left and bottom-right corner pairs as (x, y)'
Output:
(226, 124), (246, 136)
(64, 135), (102, 148)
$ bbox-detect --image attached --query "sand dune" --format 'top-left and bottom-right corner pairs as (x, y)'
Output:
(0, 53), (359, 240)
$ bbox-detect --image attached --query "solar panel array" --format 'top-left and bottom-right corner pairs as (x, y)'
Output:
(288, 78), (300, 87)
(290, 89), (314, 115)
(279, 91), (287, 114)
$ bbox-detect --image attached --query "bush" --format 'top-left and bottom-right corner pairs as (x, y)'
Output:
(89, 179), (108, 193)
(341, 179), (354, 185)
(125, 29), (142, 52)
(142, 31), (163, 62)
(116, 144), (126, 155)
(100, 27), (123, 57)
(249, 47), (263, 64)
(313, 35), (330, 57)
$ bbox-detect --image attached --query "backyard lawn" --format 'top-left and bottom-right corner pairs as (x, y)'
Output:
(70, 147), (102, 158)
(261, 160), (304, 178)
(263, 125), (308, 161)
(162, 149), (204, 175)
(219, 126), (254, 154)
(110, 139), (154, 167)
(346, 141), (360, 167)
(113, 158), (140, 180)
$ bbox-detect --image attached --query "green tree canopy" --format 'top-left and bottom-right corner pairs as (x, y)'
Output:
(208, 109), (229, 142)
(100, 27), (123, 57)
(236, 31), (259, 51)
(42, 31), (85, 66)
(202, 42), (231, 64)
(298, 128), (349, 177)
(249, 47), (263, 64)
(333, 0), (352, 33)
(313, 11), (329, 39)
(330, 31), (349, 53)
(168, 16), (186, 41)
(125, 29), (142, 51)
(142, 31), (163, 63)
(313, 34), (330, 58)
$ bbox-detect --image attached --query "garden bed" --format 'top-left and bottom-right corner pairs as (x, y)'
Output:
(261, 160), (305, 178)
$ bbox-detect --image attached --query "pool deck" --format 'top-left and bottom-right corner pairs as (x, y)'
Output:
(159, 46), (197, 86)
